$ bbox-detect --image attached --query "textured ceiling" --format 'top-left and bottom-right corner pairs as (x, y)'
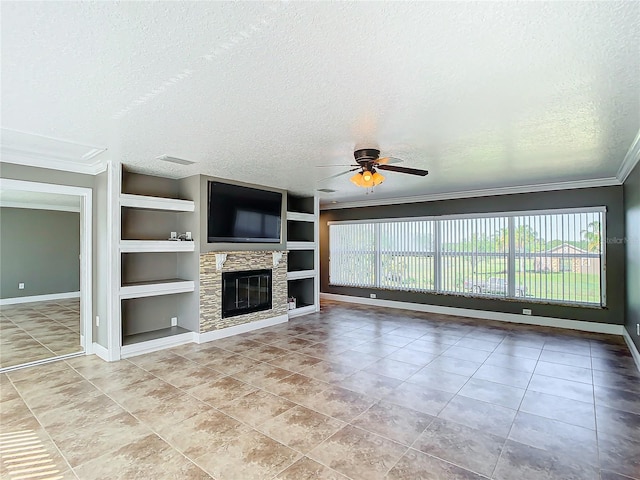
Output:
(1, 1), (639, 204)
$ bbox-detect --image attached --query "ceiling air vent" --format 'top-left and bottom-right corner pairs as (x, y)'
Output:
(317, 188), (336, 193)
(156, 155), (196, 165)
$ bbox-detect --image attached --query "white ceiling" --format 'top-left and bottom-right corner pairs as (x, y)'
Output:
(1, 1), (639, 205)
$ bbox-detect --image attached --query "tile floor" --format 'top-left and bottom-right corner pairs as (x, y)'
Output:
(0, 299), (81, 369)
(1, 300), (639, 480)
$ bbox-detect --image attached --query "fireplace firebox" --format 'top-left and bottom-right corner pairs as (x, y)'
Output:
(222, 269), (272, 318)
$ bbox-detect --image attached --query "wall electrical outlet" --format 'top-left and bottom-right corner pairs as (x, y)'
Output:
(171, 317), (178, 327)
(96, 316), (100, 327)
(370, 293), (377, 299)
(522, 308), (532, 315)
(18, 282), (25, 289)
(185, 231), (192, 240)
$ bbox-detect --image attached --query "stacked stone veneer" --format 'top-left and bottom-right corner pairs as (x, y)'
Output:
(199, 251), (288, 333)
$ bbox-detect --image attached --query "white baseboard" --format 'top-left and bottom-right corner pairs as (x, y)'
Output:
(623, 329), (640, 373)
(320, 293), (624, 336)
(195, 314), (289, 344)
(92, 342), (110, 362)
(288, 305), (317, 318)
(0, 291), (80, 306)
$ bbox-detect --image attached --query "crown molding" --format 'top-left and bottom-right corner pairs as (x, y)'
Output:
(1, 149), (107, 176)
(616, 128), (640, 184)
(320, 177), (622, 210)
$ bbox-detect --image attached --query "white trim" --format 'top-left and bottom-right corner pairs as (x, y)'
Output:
(287, 241), (316, 250)
(119, 240), (196, 253)
(623, 328), (640, 373)
(120, 332), (194, 358)
(288, 304), (317, 318)
(287, 270), (316, 280)
(0, 200), (80, 212)
(327, 206), (608, 225)
(320, 177), (621, 210)
(0, 179), (93, 353)
(195, 314), (288, 344)
(617, 128), (640, 184)
(0, 178), (86, 196)
(320, 293), (624, 335)
(92, 342), (110, 362)
(108, 161), (121, 361)
(119, 280), (195, 299)
(1, 151), (107, 176)
(286, 211), (315, 222)
(0, 127), (107, 176)
(0, 291), (80, 306)
(120, 193), (195, 212)
(79, 186), (93, 353)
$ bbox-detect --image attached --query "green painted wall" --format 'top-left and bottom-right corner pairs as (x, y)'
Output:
(624, 162), (640, 352)
(1, 207), (80, 298)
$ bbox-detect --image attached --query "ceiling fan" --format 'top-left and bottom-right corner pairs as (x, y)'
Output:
(320, 148), (429, 189)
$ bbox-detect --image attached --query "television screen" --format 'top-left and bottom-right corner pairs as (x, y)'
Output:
(208, 181), (282, 243)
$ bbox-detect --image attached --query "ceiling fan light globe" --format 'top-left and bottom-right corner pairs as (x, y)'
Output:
(372, 171), (385, 186)
(362, 169), (373, 182)
(350, 172), (365, 187)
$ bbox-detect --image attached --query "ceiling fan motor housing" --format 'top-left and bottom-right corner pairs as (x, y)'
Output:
(354, 148), (381, 165)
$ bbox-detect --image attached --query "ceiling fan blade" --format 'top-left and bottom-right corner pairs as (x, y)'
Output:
(315, 164), (358, 168)
(377, 164), (429, 176)
(318, 167), (360, 182)
(376, 156), (403, 165)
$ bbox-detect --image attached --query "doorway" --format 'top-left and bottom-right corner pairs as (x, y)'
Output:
(0, 179), (92, 371)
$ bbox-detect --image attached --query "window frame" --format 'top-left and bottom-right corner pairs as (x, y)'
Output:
(328, 206), (607, 308)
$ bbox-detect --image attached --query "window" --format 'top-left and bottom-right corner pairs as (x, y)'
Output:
(329, 223), (375, 288)
(328, 207), (606, 306)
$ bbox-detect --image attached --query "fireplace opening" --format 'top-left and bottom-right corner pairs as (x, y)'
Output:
(222, 269), (272, 318)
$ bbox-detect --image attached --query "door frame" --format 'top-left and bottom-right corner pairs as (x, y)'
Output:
(0, 178), (93, 353)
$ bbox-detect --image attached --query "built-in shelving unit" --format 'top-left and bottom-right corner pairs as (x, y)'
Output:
(117, 168), (198, 356)
(120, 193), (195, 212)
(286, 241), (316, 251)
(121, 326), (191, 347)
(119, 240), (195, 253)
(287, 269), (316, 280)
(286, 194), (319, 318)
(120, 279), (195, 299)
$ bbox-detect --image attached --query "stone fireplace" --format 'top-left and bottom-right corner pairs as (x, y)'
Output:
(199, 251), (288, 333)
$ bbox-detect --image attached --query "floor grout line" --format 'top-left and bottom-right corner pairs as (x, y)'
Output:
(3, 301), (638, 479)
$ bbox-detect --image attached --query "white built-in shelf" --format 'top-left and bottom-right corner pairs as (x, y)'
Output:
(286, 211), (315, 222)
(287, 270), (316, 280)
(119, 240), (195, 253)
(120, 193), (195, 212)
(286, 241), (316, 250)
(120, 279), (195, 299)
(121, 327), (193, 358)
(288, 304), (317, 318)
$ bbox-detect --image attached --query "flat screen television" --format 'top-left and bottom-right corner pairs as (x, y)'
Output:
(207, 181), (282, 243)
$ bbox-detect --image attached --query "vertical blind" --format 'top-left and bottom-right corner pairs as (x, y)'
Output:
(329, 208), (605, 306)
